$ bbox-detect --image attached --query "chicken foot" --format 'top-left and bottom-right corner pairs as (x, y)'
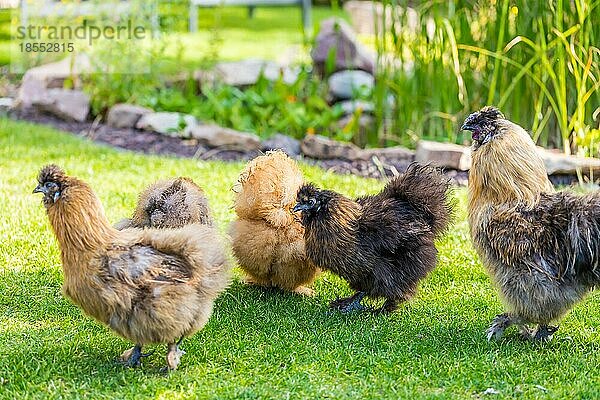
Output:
(165, 337), (186, 371)
(330, 292), (366, 313)
(292, 286), (315, 296)
(522, 324), (559, 341)
(120, 344), (153, 368)
(487, 313), (559, 341)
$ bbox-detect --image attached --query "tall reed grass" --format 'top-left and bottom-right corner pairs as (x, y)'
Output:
(373, 0), (599, 157)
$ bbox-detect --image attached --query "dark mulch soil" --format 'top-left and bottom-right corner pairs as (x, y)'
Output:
(8, 110), (578, 186)
(11, 109), (261, 161)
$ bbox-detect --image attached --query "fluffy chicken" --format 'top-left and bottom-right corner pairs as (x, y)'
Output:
(463, 106), (600, 341)
(115, 177), (213, 230)
(229, 151), (319, 296)
(34, 165), (230, 369)
(293, 164), (452, 313)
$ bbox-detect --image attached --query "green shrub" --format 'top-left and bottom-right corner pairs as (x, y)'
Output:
(140, 67), (345, 140)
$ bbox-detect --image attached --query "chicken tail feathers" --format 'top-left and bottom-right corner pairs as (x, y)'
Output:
(383, 163), (454, 237)
(568, 192), (600, 280)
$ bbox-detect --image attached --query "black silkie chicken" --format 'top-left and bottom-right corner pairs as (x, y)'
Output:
(293, 164), (453, 313)
(463, 106), (600, 341)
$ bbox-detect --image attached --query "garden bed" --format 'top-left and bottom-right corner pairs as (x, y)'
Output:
(14, 108), (464, 182)
(12, 109), (594, 187)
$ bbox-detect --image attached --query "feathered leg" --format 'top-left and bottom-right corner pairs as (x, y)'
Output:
(292, 286), (315, 296)
(165, 337), (186, 371)
(486, 313), (528, 341)
(330, 292), (366, 313)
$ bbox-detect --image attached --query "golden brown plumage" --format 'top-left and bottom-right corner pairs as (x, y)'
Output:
(464, 107), (600, 341)
(229, 151), (319, 295)
(34, 165), (230, 369)
(115, 177), (213, 230)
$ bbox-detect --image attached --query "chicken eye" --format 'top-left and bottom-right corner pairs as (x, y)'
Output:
(309, 198), (316, 206)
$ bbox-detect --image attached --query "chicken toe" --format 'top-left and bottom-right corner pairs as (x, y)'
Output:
(531, 325), (559, 341)
(120, 344), (151, 368)
(486, 313), (514, 341)
(330, 292), (366, 313)
(292, 286), (315, 296)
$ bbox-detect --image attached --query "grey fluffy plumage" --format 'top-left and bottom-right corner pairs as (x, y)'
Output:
(465, 106), (600, 341)
(116, 177), (213, 230)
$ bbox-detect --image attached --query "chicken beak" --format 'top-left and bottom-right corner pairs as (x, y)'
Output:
(292, 203), (307, 213)
(461, 122), (473, 132)
(33, 184), (46, 195)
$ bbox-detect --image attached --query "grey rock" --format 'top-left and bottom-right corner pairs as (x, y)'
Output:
(107, 103), (153, 129)
(415, 140), (471, 171)
(195, 59), (300, 88)
(538, 148), (600, 175)
(15, 76), (46, 110)
(16, 53), (92, 108)
(0, 97), (14, 114)
(25, 53), (91, 88)
(444, 169), (469, 187)
(337, 99), (375, 115)
(190, 124), (261, 151)
(136, 112), (197, 138)
(31, 89), (90, 122)
(328, 70), (374, 100)
(16, 54), (92, 108)
(357, 146), (415, 162)
(301, 134), (362, 160)
(261, 133), (301, 156)
(312, 17), (377, 75)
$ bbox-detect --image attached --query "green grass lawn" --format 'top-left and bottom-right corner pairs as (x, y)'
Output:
(0, 9), (11, 67)
(0, 118), (599, 399)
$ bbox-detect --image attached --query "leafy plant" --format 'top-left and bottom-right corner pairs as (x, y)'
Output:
(83, 38), (172, 116)
(374, 0), (599, 156)
(140, 66), (345, 140)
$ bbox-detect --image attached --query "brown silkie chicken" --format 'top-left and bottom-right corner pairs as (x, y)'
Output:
(294, 164), (453, 313)
(34, 165), (230, 370)
(463, 106), (600, 341)
(229, 151), (320, 296)
(115, 177), (213, 230)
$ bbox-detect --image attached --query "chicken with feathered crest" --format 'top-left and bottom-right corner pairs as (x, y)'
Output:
(115, 177), (213, 230)
(294, 164), (453, 313)
(34, 165), (230, 370)
(463, 106), (600, 341)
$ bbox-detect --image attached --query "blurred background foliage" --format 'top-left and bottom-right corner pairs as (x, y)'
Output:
(373, 0), (599, 156)
(2, 0), (598, 156)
